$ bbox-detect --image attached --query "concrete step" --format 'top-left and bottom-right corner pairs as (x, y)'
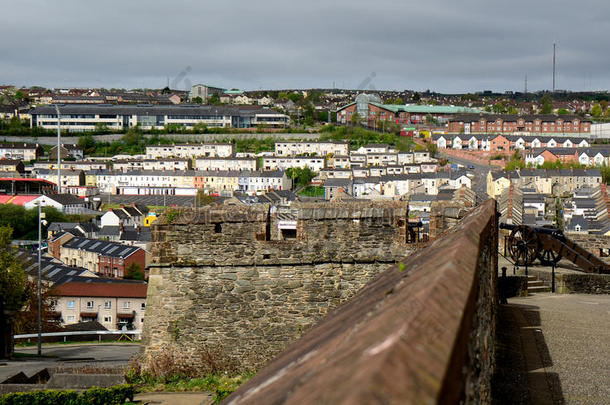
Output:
(528, 285), (551, 293)
(527, 280), (546, 287)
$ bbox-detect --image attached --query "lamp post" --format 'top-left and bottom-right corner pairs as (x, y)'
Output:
(53, 104), (62, 194)
(37, 203), (46, 356)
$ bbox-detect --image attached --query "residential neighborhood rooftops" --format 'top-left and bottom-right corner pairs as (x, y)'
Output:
(62, 237), (142, 258)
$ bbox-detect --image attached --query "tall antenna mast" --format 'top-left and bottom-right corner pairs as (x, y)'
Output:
(552, 43), (556, 92)
(524, 74), (528, 95)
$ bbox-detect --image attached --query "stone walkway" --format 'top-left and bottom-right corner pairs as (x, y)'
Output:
(134, 392), (213, 405)
(496, 293), (610, 405)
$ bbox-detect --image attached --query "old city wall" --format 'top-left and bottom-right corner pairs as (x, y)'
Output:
(224, 200), (499, 404)
(566, 233), (610, 263)
(141, 201), (416, 370)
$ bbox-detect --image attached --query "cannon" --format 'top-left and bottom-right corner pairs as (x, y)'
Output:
(500, 223), (609, 274)
(406, 220), (423, 243)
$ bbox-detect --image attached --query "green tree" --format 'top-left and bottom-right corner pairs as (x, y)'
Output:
(192, 96), (203, 104)
(590, 104), (603, 118)
(557, 108), (570, 115)
(287, 93), (303, 103)
(93, 122), (110, 134)
(208, 93), (221, 105)
(0, 226), (29, 358)
(540, 95), (553, 114)
(492, 102), (507, 113)
(0, 205), (68, 240)
(426, 142), (438, 158)
(286, 167), (316, 188)
(412, 92), (421, 103)
(78, 134), (97, 155)
(124, 263), (145, 280)
(351, 112), (362, 127)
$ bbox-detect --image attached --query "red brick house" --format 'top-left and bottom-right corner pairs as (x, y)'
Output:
(489, 135), (511, 153)
(448, 114), (591, 134)
(59, 237), (148, 279)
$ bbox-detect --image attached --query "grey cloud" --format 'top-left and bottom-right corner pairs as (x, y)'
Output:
(0, 0), (608, 92)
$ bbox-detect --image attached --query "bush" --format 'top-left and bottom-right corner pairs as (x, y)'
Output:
(0, 385), (133, 405)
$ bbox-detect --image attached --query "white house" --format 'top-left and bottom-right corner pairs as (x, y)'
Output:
(261, 156), (326, 172)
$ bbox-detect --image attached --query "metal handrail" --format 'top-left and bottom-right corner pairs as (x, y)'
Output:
(15, 330), (141, 339)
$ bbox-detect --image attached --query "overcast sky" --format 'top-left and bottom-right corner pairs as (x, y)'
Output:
(1, 0), (608, 93)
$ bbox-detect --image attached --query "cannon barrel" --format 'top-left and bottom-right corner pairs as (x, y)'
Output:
(407, 221), (423, 228)
(500, 223), (564, 240)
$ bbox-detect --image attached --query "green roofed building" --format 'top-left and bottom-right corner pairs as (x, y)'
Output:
(337, 97), (482, 126)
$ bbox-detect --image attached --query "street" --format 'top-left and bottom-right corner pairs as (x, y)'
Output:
(440, 151), (496, 204)
(0, 343), (139, 382)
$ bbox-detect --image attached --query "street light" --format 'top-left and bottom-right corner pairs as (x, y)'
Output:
(53, 104), (62, 194)
(36, 202), (48, 356)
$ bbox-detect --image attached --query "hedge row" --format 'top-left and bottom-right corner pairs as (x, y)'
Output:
(0, 384), (133, 405)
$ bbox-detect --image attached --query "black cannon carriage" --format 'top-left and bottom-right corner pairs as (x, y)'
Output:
(499, 223), (609, 274)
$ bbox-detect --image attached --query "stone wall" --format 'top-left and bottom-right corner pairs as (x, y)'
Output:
(565, 234), (610, 264)
(223, 200), (499, 404)
(142, 201), (415, 370)
(529, 269), (610, 294)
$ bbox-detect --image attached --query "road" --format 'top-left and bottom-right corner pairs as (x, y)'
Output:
(0, 343), (139, 382)
(439, 151), (496, 204)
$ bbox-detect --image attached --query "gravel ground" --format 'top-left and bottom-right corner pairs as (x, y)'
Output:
(508, 293), (610, 405)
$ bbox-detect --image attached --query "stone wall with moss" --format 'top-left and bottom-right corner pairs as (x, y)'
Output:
(141, 201), (416, 370)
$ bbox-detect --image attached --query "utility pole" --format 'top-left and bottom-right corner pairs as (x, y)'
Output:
(37, 204), (46, 356)
(53, 104), (62, 194)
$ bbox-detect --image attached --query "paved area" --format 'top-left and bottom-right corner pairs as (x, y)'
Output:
(134, 392), (213, 405)
(506, 293), (610, 404)
(0, 343), (139, 382)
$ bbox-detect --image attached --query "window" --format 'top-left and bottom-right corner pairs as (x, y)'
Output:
(104, 316), (112, 323)
(141, 303), (146, 309)
(86, 301), (94, 309)
(123, 301), (130, 309)
(104, 301), (112, 309)
(281, 229), (297, 240)
(68, 300), (75, 309)
(67, 316), (75, 322)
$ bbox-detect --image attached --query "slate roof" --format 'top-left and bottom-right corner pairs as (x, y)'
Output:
(62, 237), (141, 258)
(14, 250), (93, 286)
(120, 228), (151, 242)
(45, 193), (86, 206)
(323, 178), (353, 188)
(98, 226), (121, 237)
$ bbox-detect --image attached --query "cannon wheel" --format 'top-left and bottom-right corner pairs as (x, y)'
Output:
(538, 248), (562, 266)
(508, 225), (539, 266)
(537, 233), (562, 266)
